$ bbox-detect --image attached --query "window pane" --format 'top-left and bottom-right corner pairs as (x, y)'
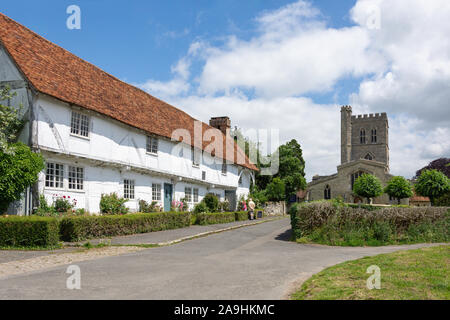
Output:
(185, 187), (192, 202)
(193, 188), (199, 203)
(69, 166), (84, 190)
(71, 112), (80, 135)
(152, 183), (161, 201)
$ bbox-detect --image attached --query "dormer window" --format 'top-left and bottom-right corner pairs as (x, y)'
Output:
(70, 111), (89, 138)
(360, 129), (366, 144)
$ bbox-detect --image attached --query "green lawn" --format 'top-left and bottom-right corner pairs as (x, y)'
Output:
(291, 245), (450, 300)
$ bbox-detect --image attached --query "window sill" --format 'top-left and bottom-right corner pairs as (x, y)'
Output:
(70, 133), (90, 141)
(146, 152), (158, 157)
(44, 187), (85, 194)
(192, 164), (200, 168)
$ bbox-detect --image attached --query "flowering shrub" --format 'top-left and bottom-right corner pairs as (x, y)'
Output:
(35, 194), (82, 217)
(100, 193), (129, 215)
(139, 200), (162, 213)
(171, 200), (185, 212)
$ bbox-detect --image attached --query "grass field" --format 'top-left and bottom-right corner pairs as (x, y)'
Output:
(291, 245), (450, 300)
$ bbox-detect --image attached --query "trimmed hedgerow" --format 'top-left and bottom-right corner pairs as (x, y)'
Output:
(291, 201), (449, 246)
(195, 212), (235, 225)
(235, 211), (249, 221)
(0, 216), (60, 248)
(60, 211), (192, 241)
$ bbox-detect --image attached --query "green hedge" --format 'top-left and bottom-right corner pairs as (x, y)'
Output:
(0, 216), (60, 247)
(60, 211), (192, 241)
(235, 211), (249, 221)
(291, 201), (449, 246)
(195, 212), (236, 225)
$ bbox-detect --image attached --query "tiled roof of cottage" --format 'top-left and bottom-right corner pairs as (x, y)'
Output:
(0, 13), (257, 171)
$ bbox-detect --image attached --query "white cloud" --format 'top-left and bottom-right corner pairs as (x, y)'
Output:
(136, 0), (450, 180)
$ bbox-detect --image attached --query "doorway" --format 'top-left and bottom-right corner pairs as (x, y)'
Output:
(164, 183), (173, 212)
(225, 190), (236, 211)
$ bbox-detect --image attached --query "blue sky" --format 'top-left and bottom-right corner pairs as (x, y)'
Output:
(1, 0), (357, 102)
(1, 0), (449, 179)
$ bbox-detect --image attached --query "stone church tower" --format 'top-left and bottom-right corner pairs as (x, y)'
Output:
(306, 106), (402, 205)
(340, 105), (389, 168)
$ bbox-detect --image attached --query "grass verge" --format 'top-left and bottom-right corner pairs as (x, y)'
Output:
(291, 245), (449, 300)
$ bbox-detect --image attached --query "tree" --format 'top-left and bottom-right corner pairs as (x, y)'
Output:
(0, 142), (44, 212)
(265, 178), (285, 201)
(353, 173), (383, 204)
(256, 139), (306, 200)
(415, 158), (450, 179)
(0, 86), (24, 154)
(414, 169), (450, 205)
(384, 176), (413, 204)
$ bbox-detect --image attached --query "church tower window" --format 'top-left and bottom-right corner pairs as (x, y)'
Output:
(324, 185), (331, 200)
(371, 129), (377, 143)
(360, 129), (366, 144)
(364, 153), (373, 160)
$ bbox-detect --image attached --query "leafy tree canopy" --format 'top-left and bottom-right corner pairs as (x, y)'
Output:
(0, 142), (44, 212)
(353, 173), (383, 203)
(414, 169), (450, 204)
(265, 177), (285, 201)
(384, 176), (413, 204)
(415, 158), (450, 179)
(0, 86), (24, 154)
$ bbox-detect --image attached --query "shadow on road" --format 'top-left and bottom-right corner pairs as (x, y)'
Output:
(275, 228), (293, 242)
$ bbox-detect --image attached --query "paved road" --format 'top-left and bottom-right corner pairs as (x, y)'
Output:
(0, 218), (442, 299)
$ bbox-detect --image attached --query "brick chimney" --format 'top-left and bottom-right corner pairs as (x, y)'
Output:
(209, 116), (231, 136)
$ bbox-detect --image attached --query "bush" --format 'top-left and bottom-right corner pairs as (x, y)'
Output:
(193, 201), (208, 214)
(59, 212), (192, 241)
(434, 191), (450, 206)
(291, 201), (449, 246)
(218, 200), (230, 212)
(100, 193), (129, 215)
(139, 200), (161, 213)
(203, 193), (219, 212)
(0, 143), (45, 212)
(195, 212), (235, 225)
(235, 211), (248, 221)
(0, 216), (60, 247)
(54, 197), (73, 213)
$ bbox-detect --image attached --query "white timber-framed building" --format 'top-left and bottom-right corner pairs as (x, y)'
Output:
(0, 13), (257, 215)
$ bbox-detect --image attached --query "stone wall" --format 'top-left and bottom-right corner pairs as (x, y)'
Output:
(263, 201), (286, 215)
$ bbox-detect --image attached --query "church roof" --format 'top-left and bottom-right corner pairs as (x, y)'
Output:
(0, 13), (257, 171)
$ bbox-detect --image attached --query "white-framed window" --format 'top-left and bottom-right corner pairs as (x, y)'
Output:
(146, 136), (158, 154)
(192, 146), (200, 167)
(124, 179), (135, 199)
(193, 188), (199, 203)
(70, 111), (90, 138)
(222, 162), (227, 175)
(45, 162), (64, 188)
(152, 183), (161, 201)
(68, 166), (84, 190)
(185, 187), (192, 202)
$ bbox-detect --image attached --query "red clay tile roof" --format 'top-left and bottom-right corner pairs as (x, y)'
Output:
(410, 196), (431, 202)
(0, 13), (257, 171)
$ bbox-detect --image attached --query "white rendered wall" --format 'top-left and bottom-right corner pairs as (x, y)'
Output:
(35, 94), (252, 213)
